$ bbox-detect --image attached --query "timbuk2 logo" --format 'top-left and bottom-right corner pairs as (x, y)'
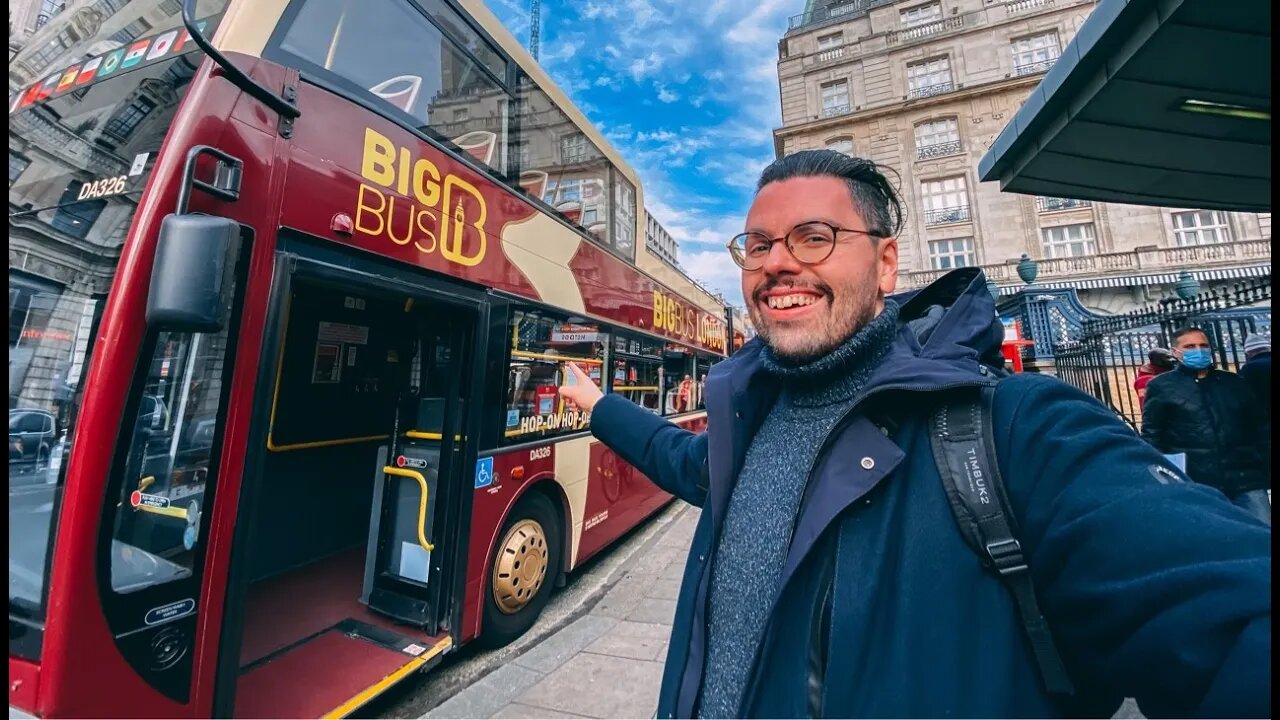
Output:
(965, 447), (991, 505)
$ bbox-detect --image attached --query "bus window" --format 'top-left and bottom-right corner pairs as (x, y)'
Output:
(611, 333), (663, 414)
(514, 76), (617, 254)
(106, 235), (248, 593)
(504, 309), (604, 443)
(273, 0), (511, 175)
(662, 345), (695, 415)
(695, 354), (716, 409)
(8, 41), (211, 656)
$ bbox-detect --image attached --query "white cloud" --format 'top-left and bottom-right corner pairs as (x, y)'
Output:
(682, 249), (746, 307)
(656, 84), (679, 103)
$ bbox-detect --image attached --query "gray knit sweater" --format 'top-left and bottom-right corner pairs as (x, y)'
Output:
(696, 301), (900, 718)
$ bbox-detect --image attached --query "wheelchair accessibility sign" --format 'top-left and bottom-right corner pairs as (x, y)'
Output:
(474, 456), (494, 489)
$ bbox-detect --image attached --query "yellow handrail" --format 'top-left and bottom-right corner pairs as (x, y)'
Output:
(510, 350), (603, 365)
(382, 466), (435, 552)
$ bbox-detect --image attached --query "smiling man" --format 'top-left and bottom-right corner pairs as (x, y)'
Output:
(558, 150), (1271, 719)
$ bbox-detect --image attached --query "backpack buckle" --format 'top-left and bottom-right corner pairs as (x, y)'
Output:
(985, 538), (1028, 576)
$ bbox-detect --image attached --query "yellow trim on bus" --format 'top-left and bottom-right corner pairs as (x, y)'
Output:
(510, 351), (603, 365)
(320, 636), (453, 719)
(382, 466), (434, 552)
(134, 503), (189, 521)
(612, 386), (659, 391)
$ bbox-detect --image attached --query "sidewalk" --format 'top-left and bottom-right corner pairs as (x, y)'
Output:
(425, 504), (698, 719)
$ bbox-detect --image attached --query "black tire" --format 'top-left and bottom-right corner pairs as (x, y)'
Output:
(477, 491), (563, 648)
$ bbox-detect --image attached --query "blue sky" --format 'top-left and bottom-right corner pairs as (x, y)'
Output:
(486, 0), (799, 307)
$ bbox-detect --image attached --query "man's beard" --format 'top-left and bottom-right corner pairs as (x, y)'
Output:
(749, 267), (881, 364)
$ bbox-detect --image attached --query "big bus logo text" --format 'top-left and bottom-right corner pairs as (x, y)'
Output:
(652, 289), (727, 353)
(356, 128), (487, 267)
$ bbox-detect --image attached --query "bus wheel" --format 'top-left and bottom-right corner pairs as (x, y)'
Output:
(479, 492), (562, 648)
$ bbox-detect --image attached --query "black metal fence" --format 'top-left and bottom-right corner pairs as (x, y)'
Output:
(1053, 278), (1271, 431)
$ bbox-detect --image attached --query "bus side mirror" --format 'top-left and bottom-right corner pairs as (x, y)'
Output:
(146, 214), (240, 332)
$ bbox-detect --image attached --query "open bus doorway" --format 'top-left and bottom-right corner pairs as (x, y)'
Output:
(229, 268), (478, 718)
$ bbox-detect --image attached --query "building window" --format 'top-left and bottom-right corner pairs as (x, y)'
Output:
(907, 57), (953, 99)
(920, 176), (970, 225)
(928, 238), (975, 270)
(1172, 210), (1233, 246)
(35, 0), (65, 29)
(512, 141), (530, 170)
(51, 182), (106, 239)
(9, 153), (31, 186)
(103, 96), (157, 141)
(27, 37), (69, 74)
(612, 175), (637, 262)
(900, 2), (943, 27)
(826, 137), (854, 155)
(1011, 32), (1060, 76)
(108, 18), (153, 45)
(817, 32), (843, 49)
(560, 132), (589, 164)
(820, 79), (850, 117)
(914, 117), (961, 159)
(1041, 223), (1097, 258)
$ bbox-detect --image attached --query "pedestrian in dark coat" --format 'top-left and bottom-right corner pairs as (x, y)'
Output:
(1141, 327), (1270, 523)
(558, 151), (1271, 719)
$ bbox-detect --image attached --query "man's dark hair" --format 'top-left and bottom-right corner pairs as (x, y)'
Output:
(1171, 327), (1209, 345)
(756, 150), (905, 238)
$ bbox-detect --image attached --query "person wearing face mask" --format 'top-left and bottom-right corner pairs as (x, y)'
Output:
(1141, 327), (1270, 523)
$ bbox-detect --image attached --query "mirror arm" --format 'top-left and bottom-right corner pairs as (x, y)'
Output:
(181, 0), (299, 120)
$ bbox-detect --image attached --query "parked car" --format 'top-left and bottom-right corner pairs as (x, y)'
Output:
(9, 409), (56, 479)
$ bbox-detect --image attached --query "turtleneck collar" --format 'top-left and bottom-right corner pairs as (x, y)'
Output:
(760, 299), (901, 408)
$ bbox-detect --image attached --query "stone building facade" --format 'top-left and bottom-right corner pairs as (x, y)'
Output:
(775, 0), (1270, 313)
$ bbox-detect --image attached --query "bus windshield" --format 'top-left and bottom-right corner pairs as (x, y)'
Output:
(8, 1), (223, 650)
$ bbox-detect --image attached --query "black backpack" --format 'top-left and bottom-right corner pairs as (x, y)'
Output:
(928, 384), (1076, 697)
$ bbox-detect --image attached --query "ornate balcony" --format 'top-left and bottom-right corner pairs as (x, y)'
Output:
(888, 16), (965, 45)
(816, 46), (846, 62)
(1013, 58), (1058, 76)
(1036, 196), (1092, 212)
(923, 206), (972, 225)
(908, 81), (955, 100)
(821, 103), (852, 118)
(916, 140), (962, 160)
(896, 239), (1273, 292)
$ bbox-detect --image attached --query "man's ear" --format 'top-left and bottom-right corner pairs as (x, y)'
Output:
(878, 237), (899, 295)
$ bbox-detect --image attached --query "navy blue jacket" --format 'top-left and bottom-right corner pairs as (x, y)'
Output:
(590, 269), (1271, 718)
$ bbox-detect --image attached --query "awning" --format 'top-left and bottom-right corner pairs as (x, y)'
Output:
(978, 0), (1271, 212)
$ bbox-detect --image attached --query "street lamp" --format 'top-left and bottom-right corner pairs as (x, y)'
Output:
(1174, 271), (1201, 301)
(1016, 254), (1038, 285)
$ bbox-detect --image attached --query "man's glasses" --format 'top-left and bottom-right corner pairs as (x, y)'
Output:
(727, 221), (885, 271)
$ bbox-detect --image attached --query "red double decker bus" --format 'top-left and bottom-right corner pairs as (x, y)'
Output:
(8, 1), (736, 716)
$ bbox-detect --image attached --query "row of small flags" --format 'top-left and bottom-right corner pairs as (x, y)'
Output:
(9, 17), (218, 116)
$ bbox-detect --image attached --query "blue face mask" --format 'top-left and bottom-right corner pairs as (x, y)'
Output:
(1180, 348), (1214, 370)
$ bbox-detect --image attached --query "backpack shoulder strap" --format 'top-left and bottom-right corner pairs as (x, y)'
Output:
(929, 384), (1076, 697)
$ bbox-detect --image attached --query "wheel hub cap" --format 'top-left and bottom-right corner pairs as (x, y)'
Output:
(492, 519), (548, 614)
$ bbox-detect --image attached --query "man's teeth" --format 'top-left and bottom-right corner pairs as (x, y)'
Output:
(766, 294), (818, 309)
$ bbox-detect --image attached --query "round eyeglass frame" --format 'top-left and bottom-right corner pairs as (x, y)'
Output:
(727, 221), (885, 270)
